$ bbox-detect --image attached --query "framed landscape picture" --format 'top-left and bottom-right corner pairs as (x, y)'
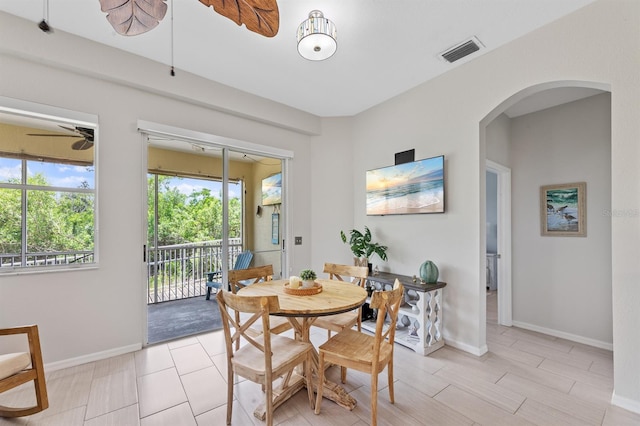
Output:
(540, 182), (586, 237)
(262, 173), (281, 205)
(366, 155), (444, 215)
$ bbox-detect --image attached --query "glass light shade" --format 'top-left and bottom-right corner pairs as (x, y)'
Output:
(297, 10), (337, 61)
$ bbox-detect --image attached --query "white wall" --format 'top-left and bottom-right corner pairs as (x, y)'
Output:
(310, 0), (640, 410)
(486, 114), (512, 167)
(2, 0), (640, 412)
(511, 93), (612, 346)
(308, 118), (355, 273)
(0, 13), (316, 365)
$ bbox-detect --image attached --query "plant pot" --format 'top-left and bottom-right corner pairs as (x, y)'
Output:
(301, 280), (315, 289)
(354, 257), (370, 271)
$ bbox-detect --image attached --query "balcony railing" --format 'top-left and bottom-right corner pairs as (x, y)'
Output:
(1, 241), (241, 305)
(146, 239), (243, 304)
(0, 251), (94, 268)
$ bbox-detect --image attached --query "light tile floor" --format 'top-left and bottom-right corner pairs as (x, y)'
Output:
(2, 291), (639, 425)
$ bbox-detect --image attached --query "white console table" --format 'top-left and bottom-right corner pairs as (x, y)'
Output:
(364, 272), (446, 356)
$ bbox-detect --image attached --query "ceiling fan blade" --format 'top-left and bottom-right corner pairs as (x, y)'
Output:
(27, 133), (79, 138)
(58, 125), (95, 141)
(58, 125), (78, 133)
(73, 127), (95, 140)
(100, 0), (168, 36)
(199, 0), (279, 38)
(72, 139), (94, 151)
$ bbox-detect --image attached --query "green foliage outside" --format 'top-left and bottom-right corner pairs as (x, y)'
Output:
(1, 170), (240, 275)
(147, 175), (242, 246)
(0, 174), (94, 256)
(147, 175), (243, 295)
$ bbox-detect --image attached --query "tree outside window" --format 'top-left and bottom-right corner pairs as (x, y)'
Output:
(0, 157), (95, 269)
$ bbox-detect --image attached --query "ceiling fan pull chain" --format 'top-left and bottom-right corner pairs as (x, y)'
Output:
(38, 0), (52, 33)
(170, 0), (175, 77)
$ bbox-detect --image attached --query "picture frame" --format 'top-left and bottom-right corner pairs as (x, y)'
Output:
(271, 213), (279, 245)
(366, 155), (444, 215)
(540, 182), (586, 237)
(262, 173), (282, 206)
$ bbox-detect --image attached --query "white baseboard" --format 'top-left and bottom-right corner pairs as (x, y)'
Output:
(44, 343), (142, 372)
(444, 337), (488, 356)
(512, 320), (613, 351)
(611, 391), (640, 415)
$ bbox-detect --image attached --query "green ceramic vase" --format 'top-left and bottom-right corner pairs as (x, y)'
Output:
(419, 260), (439, 283)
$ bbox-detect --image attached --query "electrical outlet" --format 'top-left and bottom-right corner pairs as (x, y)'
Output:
(295, 236), (302, 245)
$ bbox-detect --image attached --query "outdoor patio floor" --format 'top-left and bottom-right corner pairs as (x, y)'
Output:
(147, 293), (222, 344)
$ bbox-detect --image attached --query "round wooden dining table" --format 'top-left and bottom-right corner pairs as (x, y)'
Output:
(238, 278), (367, 418)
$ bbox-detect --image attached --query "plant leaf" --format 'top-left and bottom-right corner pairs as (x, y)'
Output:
(100, 0), (168, 36)
(198, 0), (279, 37)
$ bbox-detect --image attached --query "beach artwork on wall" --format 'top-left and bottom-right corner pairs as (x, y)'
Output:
(366, 155), (444, 215)
(540, 182), (586, 237)
(261, 173), (281, 205)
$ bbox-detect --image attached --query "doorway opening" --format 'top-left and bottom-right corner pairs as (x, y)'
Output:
(485, 160), (512, 327)
(141, 128), (288, 344)
(481, 82), (612, 352)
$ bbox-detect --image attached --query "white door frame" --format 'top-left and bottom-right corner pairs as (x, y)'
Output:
(486, 160), (512, 326)
(137, 120), (294, 345)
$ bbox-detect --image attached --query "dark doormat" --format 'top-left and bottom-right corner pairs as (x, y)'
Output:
(147, 296), (222, 344)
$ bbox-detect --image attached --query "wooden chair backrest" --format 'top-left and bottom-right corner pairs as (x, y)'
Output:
(369, 280), (404, 366)
(216, 290), (280, 358)
(228, 264), (274, 294)
(323, 263), (368, 287)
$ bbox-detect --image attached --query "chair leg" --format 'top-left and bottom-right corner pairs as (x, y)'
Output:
(371, 373), (379, 426)
(265, 378), (273, 426)
(206, 286), (211, 300)
(226, 362), (234, 425)
(341, 366), (347, 384)
(0, 403), (45, 418)
(314, 352), (325, 414)
(305, 352), (315, 410)
(234, 312), (241, 351)
(387, 358), (395, 404)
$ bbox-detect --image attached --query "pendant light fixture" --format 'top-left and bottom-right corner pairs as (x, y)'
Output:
(296, 10), (337, 61)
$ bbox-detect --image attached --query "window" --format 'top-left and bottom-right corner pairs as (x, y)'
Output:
(0, 113), (96, 270)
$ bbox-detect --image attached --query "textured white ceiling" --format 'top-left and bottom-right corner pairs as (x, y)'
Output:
(0, 0), (597, 117)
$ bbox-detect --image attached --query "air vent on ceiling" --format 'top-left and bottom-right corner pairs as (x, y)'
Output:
(440, 36), (483, 63)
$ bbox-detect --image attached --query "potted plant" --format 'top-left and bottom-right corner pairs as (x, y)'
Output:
(340, 226), (388, 271)
(299, 269), (317, 288)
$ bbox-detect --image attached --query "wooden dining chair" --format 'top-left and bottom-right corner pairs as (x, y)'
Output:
(314, 280), (404, 426)
(216, 290), (314, 426)
(313, 263), (369, 340)
(0, 325), (48, 418)
(228, 265), (292, 343)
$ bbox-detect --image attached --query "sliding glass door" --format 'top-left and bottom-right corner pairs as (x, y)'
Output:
(144, 132), (284, 343)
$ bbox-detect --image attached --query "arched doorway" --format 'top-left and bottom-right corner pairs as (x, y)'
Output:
(479, 81), (612, 351)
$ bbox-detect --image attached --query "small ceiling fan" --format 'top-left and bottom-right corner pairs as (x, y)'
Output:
(99, 0), (279, 37)
(27, 126), (95, 151)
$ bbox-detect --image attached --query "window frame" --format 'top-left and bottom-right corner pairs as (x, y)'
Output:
(0, 97), (98, 273)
